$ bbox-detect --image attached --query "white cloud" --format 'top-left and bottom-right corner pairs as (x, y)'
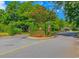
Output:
(0, 1), (6, 9)
(57, 9), (60, 12)
(39, 2), (43, 5)
(61, 6), (64, 10)
(36, 1), (43, 5)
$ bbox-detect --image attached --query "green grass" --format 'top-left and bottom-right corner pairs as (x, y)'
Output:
(0, 32), (9, 36)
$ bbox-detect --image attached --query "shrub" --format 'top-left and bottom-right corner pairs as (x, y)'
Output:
(11, 21), (29, 32)
(0, 24), (7, 32)
(6, 24), (22, 35)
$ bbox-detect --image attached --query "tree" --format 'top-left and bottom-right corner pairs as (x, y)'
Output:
(0, 1), (67, 36)
(22, 4), (56, 36)
(27, 4), (56, 26)
(54, 1), (79, 27)
(65, 2), (79, 27)
(17, 2), (33, 20)
(6, 1), (20, 21)
(0, 9), (5, 22)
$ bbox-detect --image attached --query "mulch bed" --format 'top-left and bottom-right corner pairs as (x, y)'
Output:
(28, 34), (52, 40)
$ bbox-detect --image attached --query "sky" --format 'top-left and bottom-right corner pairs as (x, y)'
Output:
(0, 1), (65, 19)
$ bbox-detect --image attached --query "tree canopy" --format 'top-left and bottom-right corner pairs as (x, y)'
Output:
(0, 1), (78, 36)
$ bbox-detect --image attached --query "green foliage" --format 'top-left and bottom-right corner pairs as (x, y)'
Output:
(28, 5), (56, 24)
(52, 1), (79, 28)
(0, 1), (78, 36)
(65, 2), (79, 27)
(0, 23), (22, 36)
(6, 1), (21, 21)
(6, 24), (22, 35)
(0, 24), (7, 32)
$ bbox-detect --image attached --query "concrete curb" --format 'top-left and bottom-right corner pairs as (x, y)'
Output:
(27, 35), (56, 40)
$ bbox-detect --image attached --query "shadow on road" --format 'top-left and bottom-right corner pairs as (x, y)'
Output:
(57, 32), (79, 38)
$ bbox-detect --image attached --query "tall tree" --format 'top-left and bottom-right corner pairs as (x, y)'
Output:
(54, 1), (79, 27)
(65, 2), (79, 27)
(6, 1), (20, 21)
(17, 2), (33, 20)
(0, 9), (4, 21)
(25, 4), (56, 26)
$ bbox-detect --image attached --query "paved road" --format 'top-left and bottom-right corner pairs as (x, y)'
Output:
(0, 35), (43, 56)
(0, 35), (79, 58)
(57, 32), (78, 37)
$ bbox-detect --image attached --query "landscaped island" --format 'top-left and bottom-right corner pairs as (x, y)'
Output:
(0, 1), (79, 38)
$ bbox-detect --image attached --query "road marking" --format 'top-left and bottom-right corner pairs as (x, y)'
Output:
(0, 42), (39, 56)
(0, 37), (53, 56)
(0, 46), (27, 56)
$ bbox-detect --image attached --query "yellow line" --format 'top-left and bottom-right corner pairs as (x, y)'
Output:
(0, 42), (39, 56)
(0, 45), (28, 56)
(0, 37), (53, 56)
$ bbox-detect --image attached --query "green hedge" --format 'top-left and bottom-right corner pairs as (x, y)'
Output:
(6, 24), (22, 35)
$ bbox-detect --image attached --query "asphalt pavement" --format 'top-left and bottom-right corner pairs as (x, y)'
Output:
(0, 34), (79, 58)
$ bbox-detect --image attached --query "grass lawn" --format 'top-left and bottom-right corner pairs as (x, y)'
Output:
(0, 32), (9, 36)
(0, 32), (29, 37)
